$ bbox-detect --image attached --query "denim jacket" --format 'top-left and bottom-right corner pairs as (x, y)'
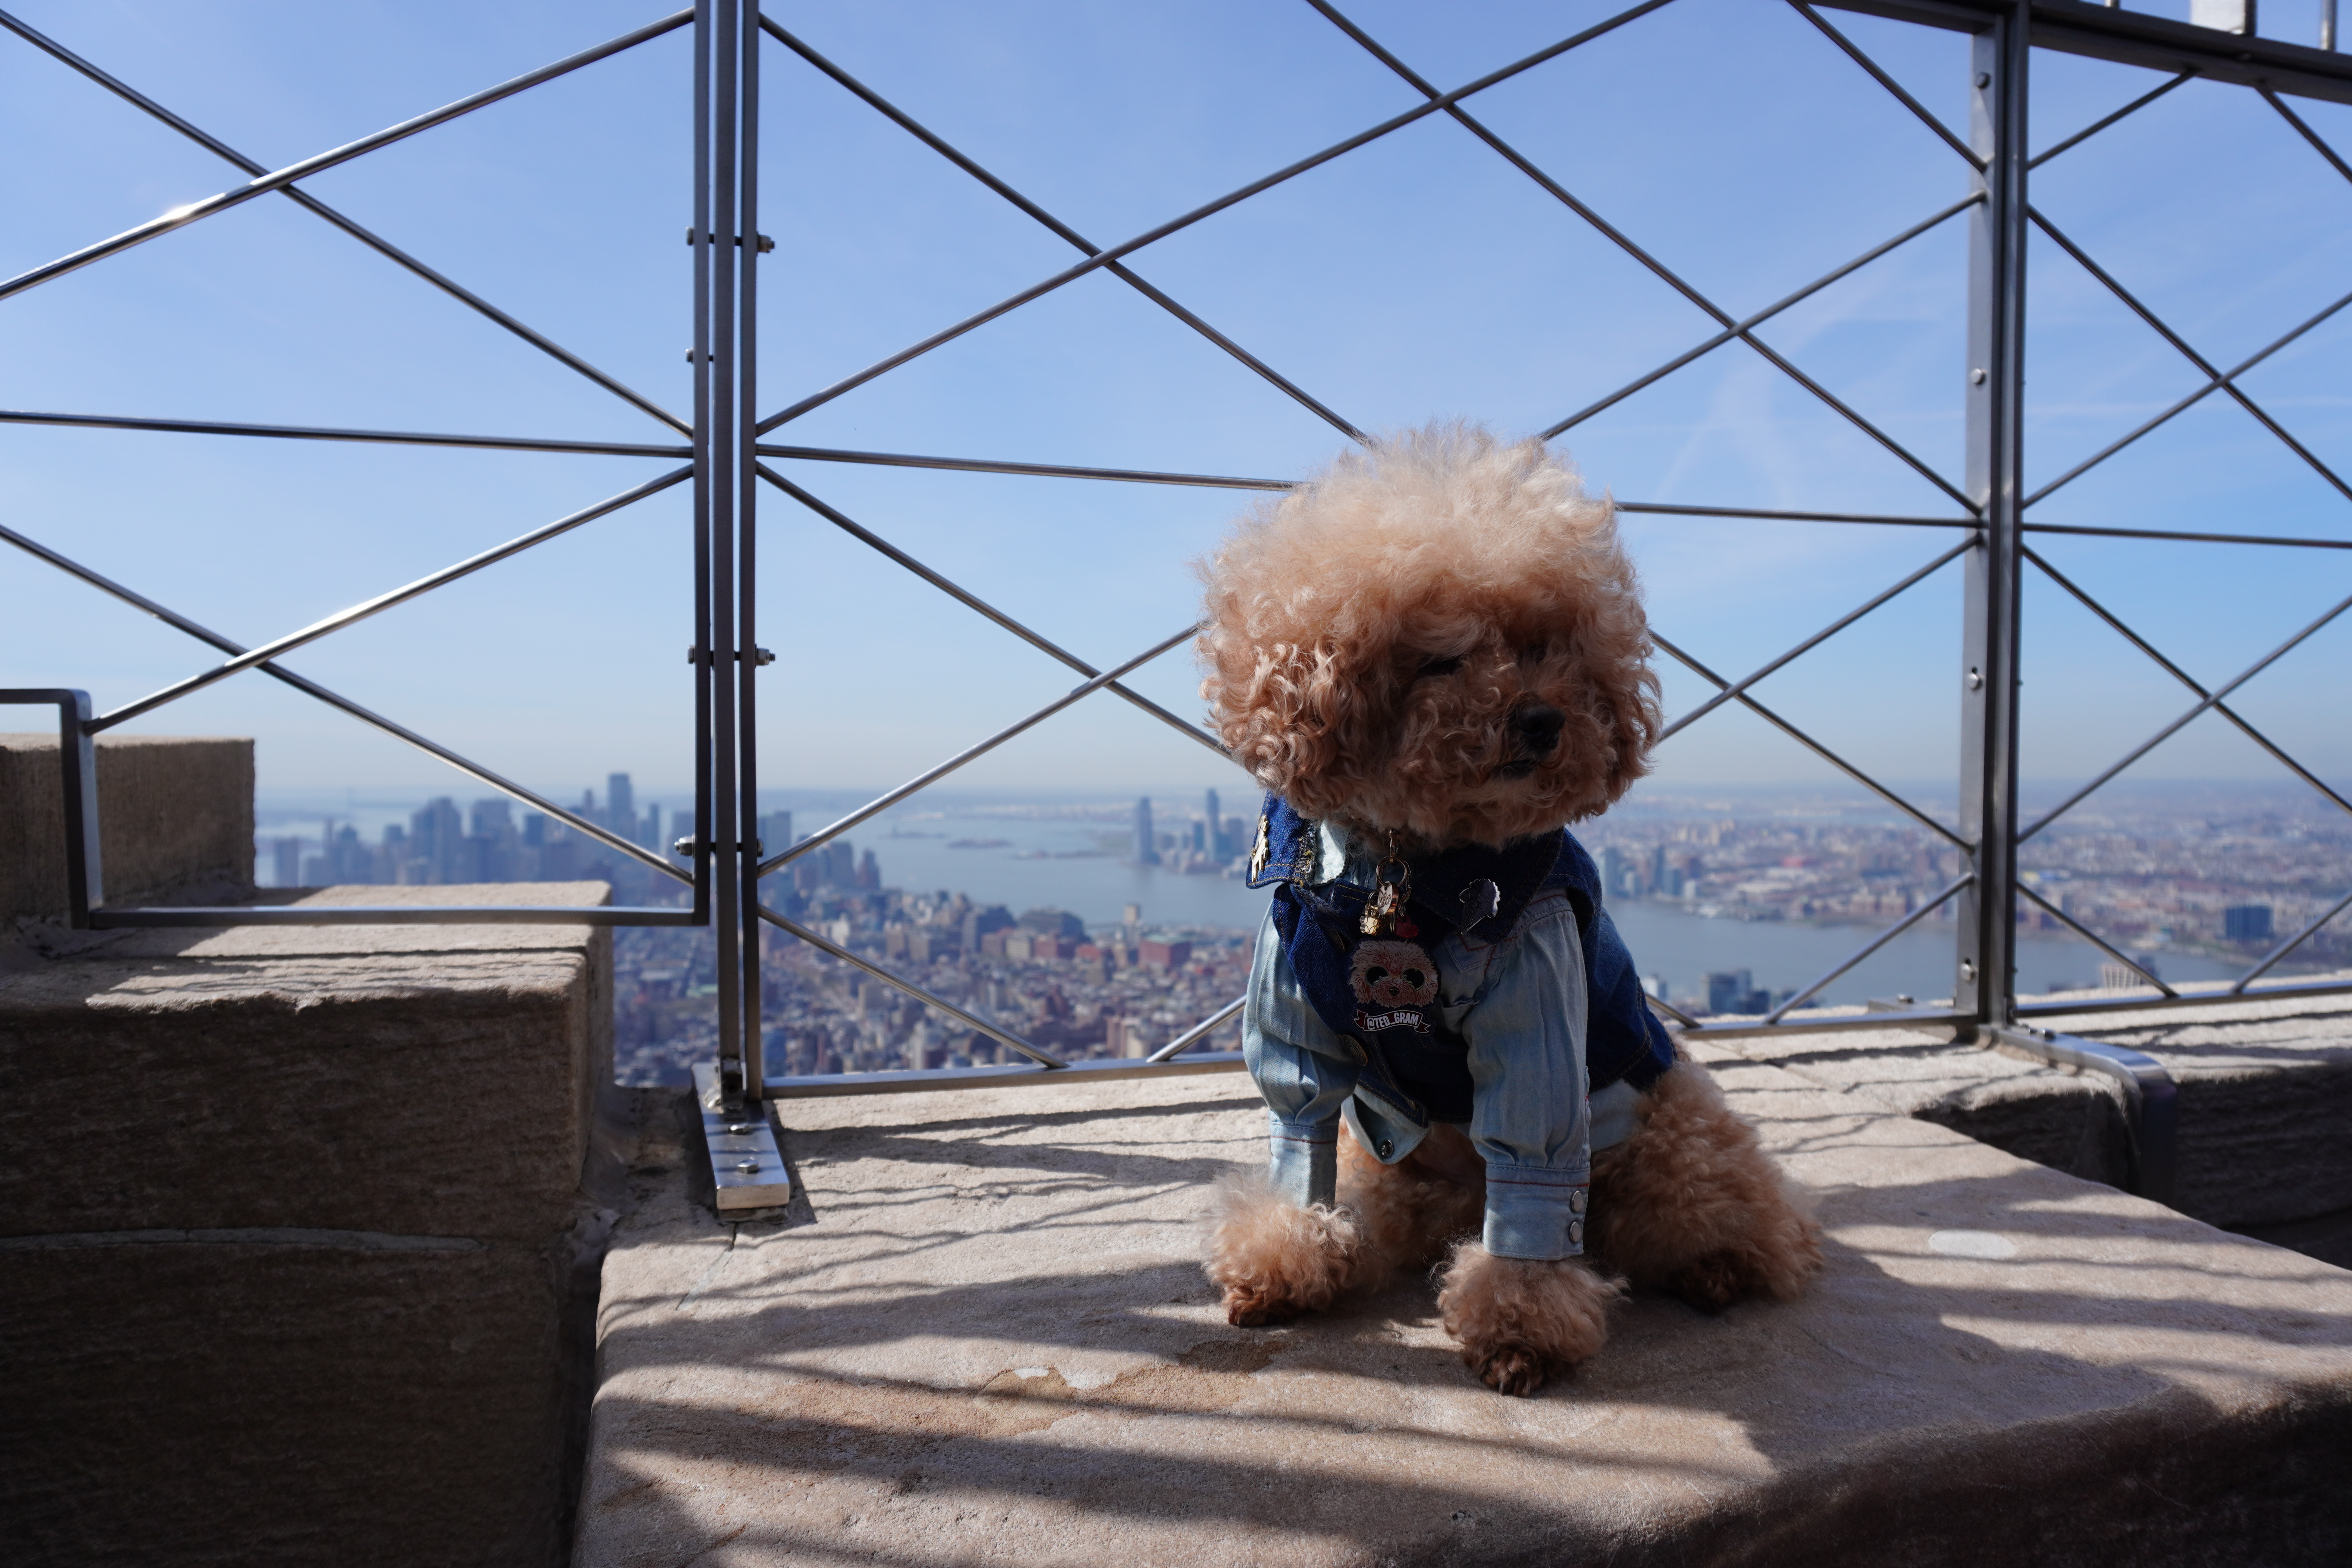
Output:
(1244, 820), (1650, 1261)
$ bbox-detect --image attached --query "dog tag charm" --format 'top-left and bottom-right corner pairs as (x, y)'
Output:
(1360, 832), (1412, 937)
(1460, 878), (1501, 931)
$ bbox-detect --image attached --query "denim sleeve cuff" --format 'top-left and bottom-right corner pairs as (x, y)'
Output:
(1267, 1112), (1339, 1210)
(1482, 1163), (1591, 1259)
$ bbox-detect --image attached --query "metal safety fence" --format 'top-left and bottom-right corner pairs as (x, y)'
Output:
(5, 2), (2351, 1211)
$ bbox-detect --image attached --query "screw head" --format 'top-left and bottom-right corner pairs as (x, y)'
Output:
(735, 1158), (760, 1173)
(1970, 367), (1987, 385)
(1976, 71), (1991, 88)
(726, 1122), (756, 1135)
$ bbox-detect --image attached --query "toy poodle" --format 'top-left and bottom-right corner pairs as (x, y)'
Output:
(1196, 423), (1820, 1396)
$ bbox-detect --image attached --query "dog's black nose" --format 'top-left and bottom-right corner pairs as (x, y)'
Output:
(1510, 702), (1564, 758)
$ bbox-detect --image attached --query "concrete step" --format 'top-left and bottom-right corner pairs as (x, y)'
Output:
(576, 1046), (2352, 1566)
(0, 884), (617, 1567)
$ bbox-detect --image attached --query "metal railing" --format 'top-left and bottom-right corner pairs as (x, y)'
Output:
(5, 2), (2350, 1169)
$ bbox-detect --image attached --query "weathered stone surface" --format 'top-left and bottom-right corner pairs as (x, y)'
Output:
(0, 733), (253, 921)
(577, 1049), (2352, 1566)
(1711, 1017), (2133, 1187)
(0, 884), (613, 1243)
(0, 882), (615, 1568)
(1720, 986), (2352, 1235)
(2043, 988), (2352, 1229)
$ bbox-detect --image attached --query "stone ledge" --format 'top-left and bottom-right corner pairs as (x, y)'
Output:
(0, 882), (618, 1568)
(0, 732), (252, 923)
(0, 883), (615, 1243)
(1715, 985), (2352, 1235)
(575, 1047), (2352, 1566)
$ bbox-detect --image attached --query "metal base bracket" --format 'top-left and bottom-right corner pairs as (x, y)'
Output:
(693, 1062), (793, 1216)
(1987, 1024), (2177, 1207)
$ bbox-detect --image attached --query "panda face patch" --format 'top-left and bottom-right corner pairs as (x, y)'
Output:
(1351, 939), (1439, 1010)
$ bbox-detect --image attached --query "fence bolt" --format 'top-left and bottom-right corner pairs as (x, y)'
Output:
(1970, 367), (1987, 384)
(1967, 666), (1984, 690)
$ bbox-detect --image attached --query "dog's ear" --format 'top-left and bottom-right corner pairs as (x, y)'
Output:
(1198, 623), (1374, 815)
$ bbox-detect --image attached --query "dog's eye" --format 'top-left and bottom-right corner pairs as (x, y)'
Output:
(1415, 655), (1463, 680)
(1403, 968), (1426, 988)
(1365, 966), (1390, 984)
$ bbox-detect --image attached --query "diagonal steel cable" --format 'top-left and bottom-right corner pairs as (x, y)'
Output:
(756, 900), (1068, 1069)
(0, 520), (690, 882)
(1760, 872), (1974, 1024)
(0, 407), (691, 458)
(1617, 500), (1973, 527)
(755, 624), (1198, 878)
(89, 465), (693, 731)
(752, 0), (1681, 434)
(2023, 546), (2352, 824)
(1541, 192), (1984, 441)
(0, 9), (695, 310)
(1784, 1), (1982, 170)
(2029, 207), (2352, 505)
(0, 7), (691, 434)
(2030, 73), (2194, 170)
(1657, 537), (1974, 741)
(2024, 281), (2352, 506)
(757, 16), (1362, 441)
(1147, 997), (1246, 1062)
(2013, 879), (2176, 998)
(2260, 86), (2352, 188)
(754, 463), (1226, 757)
(1649, 631), (1967, 848)
(2232, 884), (2352, 993)
(2022, 520), (2352, 550)
(1303, 0), (1972, 510)
(756, 441), (1290, 490)
(2019, 587), (2352, 842)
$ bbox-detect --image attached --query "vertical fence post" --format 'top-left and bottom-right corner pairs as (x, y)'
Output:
(735, 0), (765, 1096)
(693, 0), (757, 1108)
(1956, 5), (2029, 1036)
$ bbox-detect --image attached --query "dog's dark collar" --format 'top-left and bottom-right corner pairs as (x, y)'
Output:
(1244, 793), (1557, 942)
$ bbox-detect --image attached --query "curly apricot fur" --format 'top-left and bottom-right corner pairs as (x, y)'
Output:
(1197, 423), (1659, 848)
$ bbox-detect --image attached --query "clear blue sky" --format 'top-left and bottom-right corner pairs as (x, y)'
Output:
(3, 0), (2348, 809)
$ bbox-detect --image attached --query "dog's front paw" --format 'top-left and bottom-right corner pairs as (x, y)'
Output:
(1221, 1279), (1298, 1327)
(1469, 1343), (1552, 1396)
(1205, 1179), (1361, 1327)
(1437, 1243), (1622, 1396)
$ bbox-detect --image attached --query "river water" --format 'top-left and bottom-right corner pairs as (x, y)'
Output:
(801, 802), (2249, 1007)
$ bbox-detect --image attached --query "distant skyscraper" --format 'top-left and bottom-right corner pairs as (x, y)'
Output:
(1204, 788), (1222, 857)
(1133, 797), (1157, 865)
(606, 773), (634, 833)
(412, 797), (463, 883)
(2224, 904), (2274, 943)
